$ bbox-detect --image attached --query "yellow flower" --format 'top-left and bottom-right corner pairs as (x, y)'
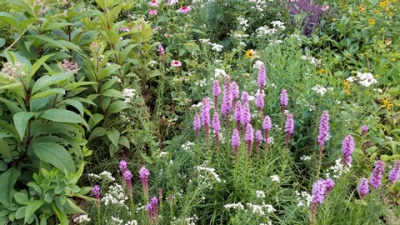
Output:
(369, 18), (375, 25)
(345, 89), (351, 95)
(359, 5), (365, 12)
(245, 49), (255, 58)
(393, 0), (397, 3)
(317, 68), (327, 75)
(375, 9), (380, 14)
(242, 72), (250, 77)
(382, 98), (393, 110)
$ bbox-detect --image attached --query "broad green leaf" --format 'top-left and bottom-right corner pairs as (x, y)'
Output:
(63, 199), (86, 214)
(31, 88), (65, 100)
(0, 167), (21, 206)
(119, 136), (130, 149)
(0, 12), (18, 29)
(26, 35), (81, 52)
(15, 206), (26, 219)
(102, 89), (123, 98)
(52, 204), (68, 225)
(88, 113), (104, 130)
(39, 109), (88, 129)
(0, 83), (23, 90)
(30, 96), (52, 111)
(88, 127), (106, 141)
(0, 38), (5, 48)
(0, 97), (22, 114)
(97, 64), (121, 80)
(107, 100), (127, 113)
(28, 54), (53, 79)
(25, 200), (44, 223)
(32, 142), (76, 173)
(14, 192), (29, 205)
(13, 112), (36, 141)
(32, 71), (74, 94)
(61, 99), (84, 116)
(107, 129), (120, 147)
(41, 21), (73, 32)
(0, 139), (11, 159)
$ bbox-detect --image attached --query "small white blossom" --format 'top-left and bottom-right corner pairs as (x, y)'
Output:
(256, 190), (266, 198)
(270, 175), (280, 183)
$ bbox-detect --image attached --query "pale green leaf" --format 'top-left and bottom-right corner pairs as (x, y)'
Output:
(31, 88), (65, 100)
(32, 142), (76, 173)
(25, 200), (44, 223)
(0, 167), (21, 206)
(32, 71), (74, 94)
(39, 109), (88, 129)
(13, 112), (36, 141)
(107, 129), (120, 147)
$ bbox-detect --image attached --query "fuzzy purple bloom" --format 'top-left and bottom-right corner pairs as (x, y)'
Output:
(221, 76), (232, 116)
(146, 202), (153, 220)
(342, 135), (355, 166)
(361, 125), (368, 136)
(92, 185), (100, 199)
(317, 110), (330, 146)
(285, 113), (294, 134)
(289, 0), (326, 36)
(370, 160), (385, 189)
(358, 178), (369, 198)
(123, 170), (132, 181)
(119, 160), (128, 173)
(231, 82), (239, 100)
(244, 123), (254, 143)
(280, 89), (288, 107)
(255, 130), (262, 144)
(324, 178), (335, 194)
(263, 116), (272, 131)
(234, 101), (242, 123)
(241, 92), (249, 104)
(213, 80), (221, 97)
(232, 129), (240, 160)
(193, 114), (201, 131)
(389, 160), (400, 183)
(256, 93), (264, 110)
(151, 196), (158, 219)
(212, 111), (220, 134)
(139, 166), (150, 179)
(258, 63), (266, 88)
(241, 102), (251, 125)
(201, 98), (211, 126)
(311, 179), (327, 204)
(158, 44), (164, 56)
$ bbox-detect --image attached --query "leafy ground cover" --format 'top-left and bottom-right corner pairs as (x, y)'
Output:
(0, 0), (399, 224)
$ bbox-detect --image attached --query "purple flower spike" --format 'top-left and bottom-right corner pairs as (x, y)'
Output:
(221, 75), (232, 116)
(317, 110), (330, 146)
(258, 63), (266, 89)
(358, 178), (369, 198)
(201, 98), (211, 126)
(193, 114), (201, 131)
(232, 129), (240, 160)
(389, 160), (400, 183)
(212, 111), (220, 134)
(280, 89), (288, 108)
(361, 125), (368, 136)
(119, 160), (128, 173)
(255, 130), (262, 144)
(92, 185), (100, 199)
(158, 44), (164, 56)
(370, 160), (385, 189)
(324, 178), (335, 194)
(213, 80), (221, 97)
(241, 102), (251, 126)
(342, 135), (355, 166)
(140, 166), (150, 196)
(146, 202), (153, 221)
(256, 93), (264, 111)
(231, 82), (239, 100)
(234, 101), (242, 123)
(263, 116), (272, 131)
(241, 92), (249, 104)
(285, 114), (294, 134)
(311, 179), (327, 205)
(244, 123), (254, 158)
(151, 196), (159, 220)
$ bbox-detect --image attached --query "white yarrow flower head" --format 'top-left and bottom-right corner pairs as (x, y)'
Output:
(270, 175), (280, 183)
(356, 72), (377, 87)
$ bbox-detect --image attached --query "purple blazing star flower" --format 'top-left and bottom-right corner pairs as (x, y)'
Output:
(358, 178), (369, 198)
(258, 63), (266, 89)
(212, 111), (220, 134)
(389, 160), (400, 183)
(241, 102), (251, 126)
(342, 135), (355, 166)
(280, 89), (288, 108)
(241, 92), (249, 104)
(231, 82), (239, 100)
(370, 160), (385, 189)
(232, 129), (240, 160)
(158, 44), (164, 56)
(285, 113), (294, 134)
(213, 80), (221, 97)
(311, 179), (327, 205)
(201, 98), (211, 126)
(119, 160), (128, 173)
(256, 93), (264, 111)
(234, 101), (242, 124)
(324, 178), (335, 194)
(263, 115), (272, 131)
(317, 110), (330, 146)
(92, 185), (100, 199)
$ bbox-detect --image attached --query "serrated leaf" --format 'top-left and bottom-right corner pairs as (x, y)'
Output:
(40, 109), (88, 129)
(32, 142), (76, 173)
(107, 129), (120, 147)
(13, 112), (36, 141)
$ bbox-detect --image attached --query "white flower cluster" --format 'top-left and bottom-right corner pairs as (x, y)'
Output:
(271, 21), (285, 30)
(73, 214), (91, 224)
(300, 155), (312, 161)
(102, 183), (128, 206)
(260, 222), (272, 225)
(269, 40), (283, 46)
(325, 158), (350, 179)
(300, 55), (321, 65)
(194, 78), (207, 87)
(270, 175), (280, 183)
(256, 21), (285, 37)
(158, 151), (168, 158)
(224, 202), (245, 210)
(123, 88), (136, 103)
(354, 72), (377, 87)
(312, 85), (333, 96)
(248, 0), (268, 12)
(199, 38), (211, 44)
(246, 203), (276, 215)
(256, 190), (266, 198)
(215, 68), (227, 78)
(99, 171), (116, 182)
(196, 165), (221, 183)
(210, 43), (224, 52)
(295, 190), (312, 207)
(181, 141), (195, 151)
(237, 17), (249, 31)
(172, 214), (198, 225)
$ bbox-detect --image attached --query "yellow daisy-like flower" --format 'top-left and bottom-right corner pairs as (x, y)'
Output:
(359, 4), (365, 12)
(382, 98), (393, 110)
(369, 18), (375, 25)
(245, 49), (255, 58)
(317, 68), (327, 75)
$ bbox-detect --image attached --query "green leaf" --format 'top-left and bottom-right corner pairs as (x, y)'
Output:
(0, 83), (23, 90)
(31, 88), (65, 100)
(52, 204), (68, 225)
(0, 139), (11, 159)
(0, 12), (18, 29)
(97, 64), (121, 80)
(63, 199), (86, 214)
(119, 136), (130, 149)
(25, 200), (44, 223)
(14, 192), (29, 205)
(0, 167), (21, 206)
(88, 127), (106, 141)
(15, 206), (26, 220)
(107, 129), (120, 147)
(102, 89), (123, 98)
(88, 113), (104, 130)
(61, 99), (84, 116)
(26, 35), (81, 53)
(32, 142), (76, 173)
(0, 97), (22, 114)
(40, 109), (88, 129)
(28, 54), (53, 79)
(13, 112), (36, 141)
(32, 71), (74, 94)
(0, 38), (5, 48)
(107, 100), (127, 113)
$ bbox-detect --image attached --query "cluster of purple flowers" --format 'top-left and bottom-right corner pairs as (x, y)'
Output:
(289, 0), (329, 36)
(146, 196), (159, 223)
